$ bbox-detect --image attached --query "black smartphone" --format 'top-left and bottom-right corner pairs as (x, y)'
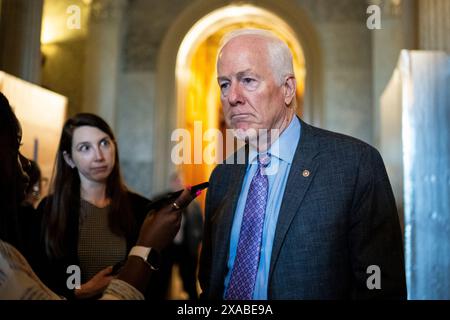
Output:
(145, 182), (209, 212)
(110, 260), (126, 276)
(189, 182), (210, 195)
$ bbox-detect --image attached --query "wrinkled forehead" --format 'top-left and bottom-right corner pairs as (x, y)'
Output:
(219, 35), (269, 60)
(217, 36), (271, 74)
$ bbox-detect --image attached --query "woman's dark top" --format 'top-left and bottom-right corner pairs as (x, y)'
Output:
(31, 191), (155, 299)
(77, 199), (127, 283)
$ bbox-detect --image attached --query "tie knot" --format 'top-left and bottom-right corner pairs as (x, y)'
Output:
(257, 153), (271, 168)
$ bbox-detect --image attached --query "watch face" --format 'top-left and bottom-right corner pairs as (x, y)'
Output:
(147, 248), (161, 270)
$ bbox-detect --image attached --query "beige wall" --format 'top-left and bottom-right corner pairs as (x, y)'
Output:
(0, 71), (67, 198)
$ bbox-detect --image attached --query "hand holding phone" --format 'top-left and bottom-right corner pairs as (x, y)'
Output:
(145, 182), (209, 212)
(137, 184), (208, 251)
(110, 260), (126, 276)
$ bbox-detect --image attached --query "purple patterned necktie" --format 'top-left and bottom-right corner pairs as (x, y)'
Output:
(225, 153), (271, 300)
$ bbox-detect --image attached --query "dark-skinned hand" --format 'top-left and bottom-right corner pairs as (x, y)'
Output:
(136, 188), (194, 252)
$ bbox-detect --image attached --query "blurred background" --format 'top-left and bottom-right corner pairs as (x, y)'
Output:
(0, 0), (448, 299)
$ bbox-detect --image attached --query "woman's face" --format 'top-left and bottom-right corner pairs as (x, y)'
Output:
(68, 126), (116, 184)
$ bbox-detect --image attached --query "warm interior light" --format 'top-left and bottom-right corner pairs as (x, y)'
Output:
(40, 0), (90, 44)
(40, 18), (60, 45)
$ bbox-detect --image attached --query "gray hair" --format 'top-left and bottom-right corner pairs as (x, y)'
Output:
(218, 29), (295, 85)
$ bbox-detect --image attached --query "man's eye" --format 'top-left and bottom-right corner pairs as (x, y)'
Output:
(220, 82), (230, 90)
(242, 77), (258, 90)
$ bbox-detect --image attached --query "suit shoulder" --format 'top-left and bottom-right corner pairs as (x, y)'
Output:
(209, 161), (242, 184)
(307, 124), (380, 157)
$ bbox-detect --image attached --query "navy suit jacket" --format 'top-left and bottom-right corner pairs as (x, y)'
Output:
(199, 118), (406, 299)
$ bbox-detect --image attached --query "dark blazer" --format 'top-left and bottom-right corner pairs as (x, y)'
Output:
(184, 201), (204, 256)
(199, 118), (407, 300)
(33, 191), (152, 299)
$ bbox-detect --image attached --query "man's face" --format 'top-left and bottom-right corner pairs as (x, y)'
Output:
(217, 36), (287, 140)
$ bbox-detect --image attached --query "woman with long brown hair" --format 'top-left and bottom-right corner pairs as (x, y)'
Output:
(38, 113), (156, 299)
(0, 92), (192, 299)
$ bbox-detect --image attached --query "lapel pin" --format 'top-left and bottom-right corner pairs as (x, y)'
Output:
(302, 169), (310, 177)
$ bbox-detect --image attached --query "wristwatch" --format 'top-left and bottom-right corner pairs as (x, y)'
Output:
(128, 246), (161, 271)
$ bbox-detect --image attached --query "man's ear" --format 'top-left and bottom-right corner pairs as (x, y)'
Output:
(63, 151), (76, 169)
(283, 76), (297, 106)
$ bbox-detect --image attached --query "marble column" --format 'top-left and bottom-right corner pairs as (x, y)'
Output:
(371, 0), (417, 225)
(0, 0), (43, 84)
(371, 0), (417, 145)
(82, 0), (126, 129)
(418, 0), (450, 52)
(381, 50), (450, 299)
(401, 51), (450, 299)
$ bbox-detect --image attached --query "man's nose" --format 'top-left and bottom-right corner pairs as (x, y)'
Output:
(228, 82), (244, 106)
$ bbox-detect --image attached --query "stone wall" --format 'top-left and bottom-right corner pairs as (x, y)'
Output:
(418, 0), (450, 52)
(300, 0), (374, 144)
(116, 0), (191, 196)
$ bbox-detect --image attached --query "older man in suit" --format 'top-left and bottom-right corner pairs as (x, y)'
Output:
(198, 29), (406, 300)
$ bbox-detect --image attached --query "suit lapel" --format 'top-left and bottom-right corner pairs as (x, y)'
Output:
(212, 160), (247, 284)
(269, 119), (320, 281)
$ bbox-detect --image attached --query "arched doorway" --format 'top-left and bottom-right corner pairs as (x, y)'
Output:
(153, 0), (322, 195)
(175, 5), (306, 202)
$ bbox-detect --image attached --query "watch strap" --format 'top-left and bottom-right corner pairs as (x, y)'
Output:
(129, 246), (158, 271)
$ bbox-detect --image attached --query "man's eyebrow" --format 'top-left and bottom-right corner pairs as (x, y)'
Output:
(217, 69), (257, 81)
(236, 69), (254, 78)
(217, 76), (229, 82)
